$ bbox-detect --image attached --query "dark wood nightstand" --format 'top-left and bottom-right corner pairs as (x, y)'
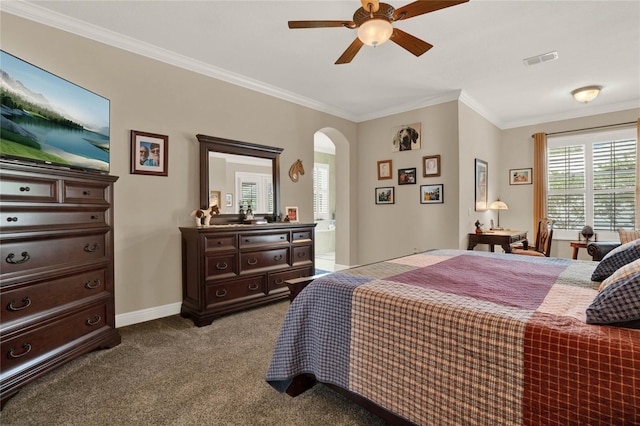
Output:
(285, 273), (329, 302)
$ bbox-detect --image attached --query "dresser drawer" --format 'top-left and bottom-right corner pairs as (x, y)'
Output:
(63, 181), (109, 204)
(239, 232), (289, 248)
(205, 275), (265, 307)
(0, 208), (107, 230)
(268, 267), (314, 292)
(1, 233), (107, 278)
(0, 175), (58, 203)
(240, 248), (289, 273)
(1, 303), (108, 373)
(1, 268), (107, 327)
(203, 234), (236, 252)
(292, 245), (313, 267)
(293, 230), (312, 242)
(204, 253), (237, 280)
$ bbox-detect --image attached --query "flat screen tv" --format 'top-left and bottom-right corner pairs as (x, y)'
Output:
(0, 50), (110, 173)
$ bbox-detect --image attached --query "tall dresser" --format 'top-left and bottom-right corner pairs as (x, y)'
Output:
(0, 161), (120, 408)
(180, 223), (315, 326)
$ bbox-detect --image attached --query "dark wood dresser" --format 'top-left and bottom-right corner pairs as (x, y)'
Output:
(0, 161), (120, 408)
(179, 223), (316, 326)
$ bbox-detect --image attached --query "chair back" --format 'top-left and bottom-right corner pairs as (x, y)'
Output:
(534, 218), (555, 256)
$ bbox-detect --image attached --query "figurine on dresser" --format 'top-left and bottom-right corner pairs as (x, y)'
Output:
(190, 204), (220, 226)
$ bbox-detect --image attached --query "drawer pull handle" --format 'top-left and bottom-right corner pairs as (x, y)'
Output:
(273, 254), (283, 261)
(6, 252), (30, 264)
(8, 296), (32, 311)
(86, 315), (101, 326)
(244, 239), (250, 243)
(91, 215), (99, 220)
(247, 258), (258, 265)
(217, 241), (223, 245)
(19, 186), (31, 192)
(275, 279), (284, 285)
(6, 217), (18, 222)
(215, 262), (228, 270)
(297, 252), (307, 258)
(83, 190), (92, 196)
(84, 243), (99, 252)
(8, 343), (32, 359)
(215, 289), (227, 298)
(85, 279), (101, 289)
(248, 283), (260, 291)
(280, 236), (285, 240)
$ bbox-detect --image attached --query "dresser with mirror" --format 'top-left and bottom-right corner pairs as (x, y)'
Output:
(179, 135), (316, 326)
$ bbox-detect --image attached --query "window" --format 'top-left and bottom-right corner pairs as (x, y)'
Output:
(235, 172), (272, 213)
(547, 127), (636, 240)
(313, 163), (330, 220)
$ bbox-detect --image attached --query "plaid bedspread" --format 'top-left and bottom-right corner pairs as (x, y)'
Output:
(266, 250), (640, 425)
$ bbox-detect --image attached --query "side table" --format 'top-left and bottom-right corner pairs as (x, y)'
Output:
(569, 241), (588, 260)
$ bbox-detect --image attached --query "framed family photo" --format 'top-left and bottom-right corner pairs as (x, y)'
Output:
(130, 130), (168, 176)
(285, 206), (299, 222)
(423, 155), (441, 177)
(509, 168), (532, 185)
(475, 158), (488, 211)
(377, 159), (392, 180)
(420, 184), (443, 204)
(398, 167), (417, 185)
(375, 187), (395, 205)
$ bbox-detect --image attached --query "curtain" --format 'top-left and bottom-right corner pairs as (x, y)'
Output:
(532, 132), (547, 240)
(636, 118), (640, 229)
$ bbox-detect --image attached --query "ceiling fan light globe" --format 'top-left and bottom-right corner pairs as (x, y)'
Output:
(357, 19), (393, 46)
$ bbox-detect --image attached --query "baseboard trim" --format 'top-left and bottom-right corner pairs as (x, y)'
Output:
(115, 302), (182, 328)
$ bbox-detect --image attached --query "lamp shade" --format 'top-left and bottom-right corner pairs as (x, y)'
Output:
(489, 200), (509, 210)
(357, 19), (393, 46)
(571, 85), (602, 103)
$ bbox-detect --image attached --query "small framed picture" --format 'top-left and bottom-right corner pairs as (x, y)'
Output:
(509, 168), (533, 185)
(398, 167), (417, 185)
(423, 155), (441, 177)
(475, 158), (488, 211)
(209, 190), (221, 208)
(285, 206), (299, 222)
(375, 187), (395, 205)
(377, 159), (393, 180)
(131, 130), (168, 176)
(225, 193), (233, 207)
(420, 184), (444, 204)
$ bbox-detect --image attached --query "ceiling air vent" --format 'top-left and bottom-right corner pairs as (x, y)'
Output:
(523, 51), (558, 67)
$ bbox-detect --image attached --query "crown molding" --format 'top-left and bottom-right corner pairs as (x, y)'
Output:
(1, 1), (359, 122)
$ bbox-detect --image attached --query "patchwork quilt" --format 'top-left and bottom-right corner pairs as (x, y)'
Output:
(266, 250), (640, 425)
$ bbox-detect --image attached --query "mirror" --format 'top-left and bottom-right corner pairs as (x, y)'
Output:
(197, 134), (283, 222)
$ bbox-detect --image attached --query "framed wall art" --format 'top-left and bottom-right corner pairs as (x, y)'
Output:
(509, 168), (532, 185)
(398, 167), (417, 185)
(391, 122), (421, 152)
(423, 155), (441, 177)
(285, 206), (299, 222)
(375, 187), (395, 205)
(131, 130), (168, 176)
(420, 184), (443, 204)
(475, 158), (488, 211)
(377, 159), (393, 180)
(225, 193), (233, 207)
(209, 190), (221, 208)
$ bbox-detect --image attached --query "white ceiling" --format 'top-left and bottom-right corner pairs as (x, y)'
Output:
(4, 0), (640, 128)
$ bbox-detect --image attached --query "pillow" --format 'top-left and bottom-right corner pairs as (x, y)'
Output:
(618, 229), (640, 244)
(586, 259), (640, 328)
(591, 239), (640, 281)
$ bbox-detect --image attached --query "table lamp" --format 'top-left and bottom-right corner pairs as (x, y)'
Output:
(489, 199), (509, 230)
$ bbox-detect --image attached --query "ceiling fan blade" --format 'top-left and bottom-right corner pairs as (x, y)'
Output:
(288, 20), (355, 29)
(360, 0), (380, 13)
(390, 28), (433, 57)
(335, 38), (365, 64)
(393, 0), (468, 21)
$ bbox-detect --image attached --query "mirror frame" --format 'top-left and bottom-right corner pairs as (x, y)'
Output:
(197, 134), (283, 222)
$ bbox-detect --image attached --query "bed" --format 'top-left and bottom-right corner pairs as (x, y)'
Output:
(266, 249), (640, 425)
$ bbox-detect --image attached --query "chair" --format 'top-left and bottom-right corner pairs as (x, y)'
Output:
(511, 218), (555, 257)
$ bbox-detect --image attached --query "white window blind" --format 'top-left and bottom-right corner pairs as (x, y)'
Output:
(235, 172), (273, 213)
(547, 127), (636, 240)
(313, 163), (330, 220)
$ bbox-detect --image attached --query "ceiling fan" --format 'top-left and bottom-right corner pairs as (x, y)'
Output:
(288, 0), (469, 64)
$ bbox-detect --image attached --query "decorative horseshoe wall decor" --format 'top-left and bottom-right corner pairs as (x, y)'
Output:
(289, 159), (305, 182)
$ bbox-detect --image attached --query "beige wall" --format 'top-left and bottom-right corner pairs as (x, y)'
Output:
(1, 13), (358, 323)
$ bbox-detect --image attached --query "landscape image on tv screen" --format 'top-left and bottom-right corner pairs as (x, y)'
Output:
(0, 50), (110, 173)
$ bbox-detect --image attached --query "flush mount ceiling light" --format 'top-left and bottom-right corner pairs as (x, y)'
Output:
(571, 85), (602, 103)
